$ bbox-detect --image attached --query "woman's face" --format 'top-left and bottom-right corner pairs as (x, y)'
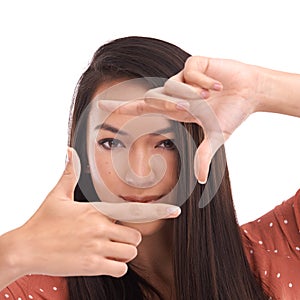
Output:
(86, 80), (179, 235)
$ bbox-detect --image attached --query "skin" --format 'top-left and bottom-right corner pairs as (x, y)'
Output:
(88, 81), (180, 295)
(109, 57), (300, 183)
(1, 56), (300, 294)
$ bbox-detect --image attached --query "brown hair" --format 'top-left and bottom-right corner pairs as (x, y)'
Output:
(67, 36), (273, 299)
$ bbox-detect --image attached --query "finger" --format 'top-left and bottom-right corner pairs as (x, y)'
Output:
(145, 87), (192, 111)
(98, 99), (157, 115)
(162, 79), (202, 100)
(99, 97), (191, 122)
(194, 133), (225, 184)
(169, 70), (183, 82)
(105, 222), (142, 246)
(92, 202), (181, 223)
(54, 147), (81, 199)
(104, 242), (138, 262)
(97, 99), (131, 112)
(100, 259), (128, 278)
(194, 138), (213, 184)
(183, 56), (223, 91)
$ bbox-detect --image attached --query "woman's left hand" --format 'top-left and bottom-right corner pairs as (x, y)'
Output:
(99, 57), (261, 183)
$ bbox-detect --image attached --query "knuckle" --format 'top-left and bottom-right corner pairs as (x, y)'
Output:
(136, 102), (145, 115)
(97, 221), (110, 235)
(80, 254), (102, 274)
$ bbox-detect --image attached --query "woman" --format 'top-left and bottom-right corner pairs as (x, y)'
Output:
(1, 36), (299, 299)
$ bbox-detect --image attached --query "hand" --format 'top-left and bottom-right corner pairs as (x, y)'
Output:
(2, 148), (143, 279)
(99, 57), (261, 183)
(160, 56), (261, 182)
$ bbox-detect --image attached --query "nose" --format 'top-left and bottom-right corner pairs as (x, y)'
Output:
(124, 146), (166, 188)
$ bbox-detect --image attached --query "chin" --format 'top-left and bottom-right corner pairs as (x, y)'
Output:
(120, 219), (167, 236)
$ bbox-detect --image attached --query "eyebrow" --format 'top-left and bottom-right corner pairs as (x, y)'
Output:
(149, 127), (174, 136)
(94, 123), (128, 136)
(94, 123), (174, 136)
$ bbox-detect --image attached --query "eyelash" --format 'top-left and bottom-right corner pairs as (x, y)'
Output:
(156, 139), (176, 150)
(97, 138), (176, 151)
(97, 138), (125, 150)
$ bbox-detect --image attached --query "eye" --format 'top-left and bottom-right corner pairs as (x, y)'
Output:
(97, 138), (125, 150)
(156, 139), (176, 150)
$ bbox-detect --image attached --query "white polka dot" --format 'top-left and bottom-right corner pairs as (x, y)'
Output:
(28, 295), (33, 299)
(276, 273), (281, 278)
(258, 240), (263, 245)
(284, 219), (288, 224)
(269, 222), (273, 227)
(274, 249), (278, 253)
(264, 270), (268, 275)
(296, 247), (300, 251)
(4, 294), (9, 298)
(250, 249), (254, 254)
(39, 288), (44, 293)
(289, 282), (293, 288)
(53, 286), (58, 291)
(257, 219), (261, 223)
(243, 229), (248, 234)
(18, 298), (22, 300)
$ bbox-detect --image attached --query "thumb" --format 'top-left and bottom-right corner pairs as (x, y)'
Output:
(194, 139), (213, 184)
(54, 147), (81, 199)
(194, 134), (225, 184)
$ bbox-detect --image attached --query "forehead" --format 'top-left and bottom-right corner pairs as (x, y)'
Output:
(94, 78), (151, 101)
(90, 79), (172, 136)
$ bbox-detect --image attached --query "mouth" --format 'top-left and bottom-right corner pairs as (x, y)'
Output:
(120, 195), (164, 203)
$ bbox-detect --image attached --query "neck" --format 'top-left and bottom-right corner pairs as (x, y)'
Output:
(130, 220), (174, 288)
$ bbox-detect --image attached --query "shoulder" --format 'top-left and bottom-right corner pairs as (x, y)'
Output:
(241, 189), (300, 255)
(0, 274), (68, 300)
(241, 189), (300, 299)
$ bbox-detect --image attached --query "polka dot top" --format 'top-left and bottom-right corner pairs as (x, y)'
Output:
(1, 189), (300, 300)
(0, 275), (68, 299)
(241, 189), (300, 299)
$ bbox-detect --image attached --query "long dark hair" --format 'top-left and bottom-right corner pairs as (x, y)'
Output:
(67, 36), (273, 299)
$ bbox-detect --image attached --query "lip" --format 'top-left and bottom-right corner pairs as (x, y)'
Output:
(120, 195), (164, 203)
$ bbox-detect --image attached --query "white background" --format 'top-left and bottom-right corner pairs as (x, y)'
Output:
(0, 0), (299, 234)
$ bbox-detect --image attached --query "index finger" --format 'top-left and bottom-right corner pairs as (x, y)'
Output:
(92, 202), (181, 223)
(182, 56), (223, 91)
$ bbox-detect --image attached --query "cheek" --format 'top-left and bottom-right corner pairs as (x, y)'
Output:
(95, 157), (115, 181)
(165, 153), (179, 182)
(93, 149), (120, 188)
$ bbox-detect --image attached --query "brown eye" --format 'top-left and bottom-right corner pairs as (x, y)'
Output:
(156, 139), (176, 150)
(97, 138), (125, 150)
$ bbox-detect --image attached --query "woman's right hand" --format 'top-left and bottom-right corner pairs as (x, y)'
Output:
(1, 148), (142, 284)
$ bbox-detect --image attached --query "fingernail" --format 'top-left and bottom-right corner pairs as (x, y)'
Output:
(167, 206), (181, 216)
(65, 147), (72, 165)
(176, 101), (190, 110)
(68, 147), (81, 180)
(201, 90), (209, 99)
(198, 179), (206, 184)
(213, 82), (223, 91)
